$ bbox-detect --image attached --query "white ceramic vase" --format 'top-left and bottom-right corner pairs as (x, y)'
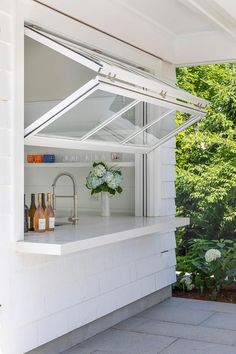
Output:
(101, 192), (110, 217)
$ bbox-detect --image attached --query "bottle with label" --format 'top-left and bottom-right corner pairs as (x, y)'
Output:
(24, 194), (29, 233)
(45, 192), (55, 231)
(28, 193), (36, 231)
(42, 193), (46, 210)
(33, 193), (46, 233)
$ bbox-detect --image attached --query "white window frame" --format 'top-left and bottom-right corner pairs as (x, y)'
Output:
(24, 25), (208, 154)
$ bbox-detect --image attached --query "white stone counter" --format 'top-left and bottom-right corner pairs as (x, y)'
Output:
(16, 215), (189, 256)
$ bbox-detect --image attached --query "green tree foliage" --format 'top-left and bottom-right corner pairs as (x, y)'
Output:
(176, 64), (236, 252)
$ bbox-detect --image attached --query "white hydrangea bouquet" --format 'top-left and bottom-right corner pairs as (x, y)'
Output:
(86, 162), (123, 195)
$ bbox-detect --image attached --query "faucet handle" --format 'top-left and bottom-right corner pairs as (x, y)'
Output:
(68, 216), (79, 224)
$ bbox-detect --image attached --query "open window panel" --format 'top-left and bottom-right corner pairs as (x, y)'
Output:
(24, 25), (208, 154)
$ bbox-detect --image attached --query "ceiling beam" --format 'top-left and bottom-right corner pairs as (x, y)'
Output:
(181, 0), (236, 42)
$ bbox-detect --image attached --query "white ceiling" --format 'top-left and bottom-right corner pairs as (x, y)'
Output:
(34, 0), (236, 65)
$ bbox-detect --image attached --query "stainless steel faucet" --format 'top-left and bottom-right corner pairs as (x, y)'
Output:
(52, 172), (79, 225)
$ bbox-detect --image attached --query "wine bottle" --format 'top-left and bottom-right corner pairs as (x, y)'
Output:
(42, 193), (46, 210)
(45, 192), (55, 231)
(28, 193), (36, 231)
(24, 194), (29, 233)
(33, 193), (46, 233)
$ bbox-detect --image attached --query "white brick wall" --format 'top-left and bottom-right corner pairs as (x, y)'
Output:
(0, 2), (178, 353)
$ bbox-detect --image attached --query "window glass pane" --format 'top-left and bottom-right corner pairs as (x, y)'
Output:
(24, 36), (95, 129)
(128, 109), (193, 146)
(39, 90), (133, 139)
(90, 103), (169, 142)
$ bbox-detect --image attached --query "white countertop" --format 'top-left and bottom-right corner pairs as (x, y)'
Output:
(16, 215), (189, 256)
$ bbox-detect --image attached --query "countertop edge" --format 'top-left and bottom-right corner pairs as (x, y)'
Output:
(16, 217), (190, 256)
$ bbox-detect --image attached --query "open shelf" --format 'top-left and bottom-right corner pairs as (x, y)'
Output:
(24, 162), (135, 168)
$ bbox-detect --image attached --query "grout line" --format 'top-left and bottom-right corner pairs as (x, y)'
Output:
(158, 338), (179, 353)
(113, 324), (236, 347)
(200, 323), (236, 333)
(198, 311), (216, 325)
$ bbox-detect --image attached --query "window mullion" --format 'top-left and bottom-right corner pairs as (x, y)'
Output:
(121, 109), (175, 145)
(80, 99), (140, 142)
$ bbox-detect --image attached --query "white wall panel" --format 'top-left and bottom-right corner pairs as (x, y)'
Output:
(0, 11), (12, 42)
(0, 42), (11, 70)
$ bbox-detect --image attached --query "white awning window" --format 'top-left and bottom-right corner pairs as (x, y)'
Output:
(24, 25), (208, 154)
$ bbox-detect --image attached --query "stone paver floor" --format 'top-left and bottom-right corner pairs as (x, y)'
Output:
(63, 297), (236, 354)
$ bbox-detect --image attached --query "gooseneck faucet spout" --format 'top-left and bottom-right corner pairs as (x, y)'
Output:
(52, 172), (79, 225)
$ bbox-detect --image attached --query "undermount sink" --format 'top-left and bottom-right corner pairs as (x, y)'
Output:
(55, 221), (71, 227)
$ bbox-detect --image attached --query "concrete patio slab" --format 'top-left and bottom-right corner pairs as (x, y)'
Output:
(136, 301), (214, 325)
(160, 338), (236, 354)
(201, 312), (236, 331)
(63, 298), (236, 354)
(115, 318), (236, 345)
(168, 297), (236, 314)
(64, 328), (176, 354)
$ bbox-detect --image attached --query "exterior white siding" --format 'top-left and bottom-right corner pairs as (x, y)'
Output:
(0, 2), (177, 353)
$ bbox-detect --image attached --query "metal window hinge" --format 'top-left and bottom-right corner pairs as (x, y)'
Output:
(107, 72), (117, 82)
(160, 90), (167, 99)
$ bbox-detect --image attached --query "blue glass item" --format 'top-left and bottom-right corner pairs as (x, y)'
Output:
(43, 154), (55, 163)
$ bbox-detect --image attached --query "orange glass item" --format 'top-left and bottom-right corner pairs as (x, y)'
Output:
(34, 154), (44, 163)
(27, 155), (34, 163)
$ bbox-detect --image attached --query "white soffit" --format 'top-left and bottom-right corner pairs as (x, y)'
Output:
(33, 0), (236, 65)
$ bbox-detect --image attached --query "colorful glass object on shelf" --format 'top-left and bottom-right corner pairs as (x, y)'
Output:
(43, 154), (55, 163)
(27, 155), (34, 163)
(34, 154), (44, 163)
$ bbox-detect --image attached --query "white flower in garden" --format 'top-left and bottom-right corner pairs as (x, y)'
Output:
(93, 164), (106, 177)
(205, 249), (221, 263)
(180, 274), (194, 291)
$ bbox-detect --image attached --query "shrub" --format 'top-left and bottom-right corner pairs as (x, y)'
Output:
(175, 239), (236, 300)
